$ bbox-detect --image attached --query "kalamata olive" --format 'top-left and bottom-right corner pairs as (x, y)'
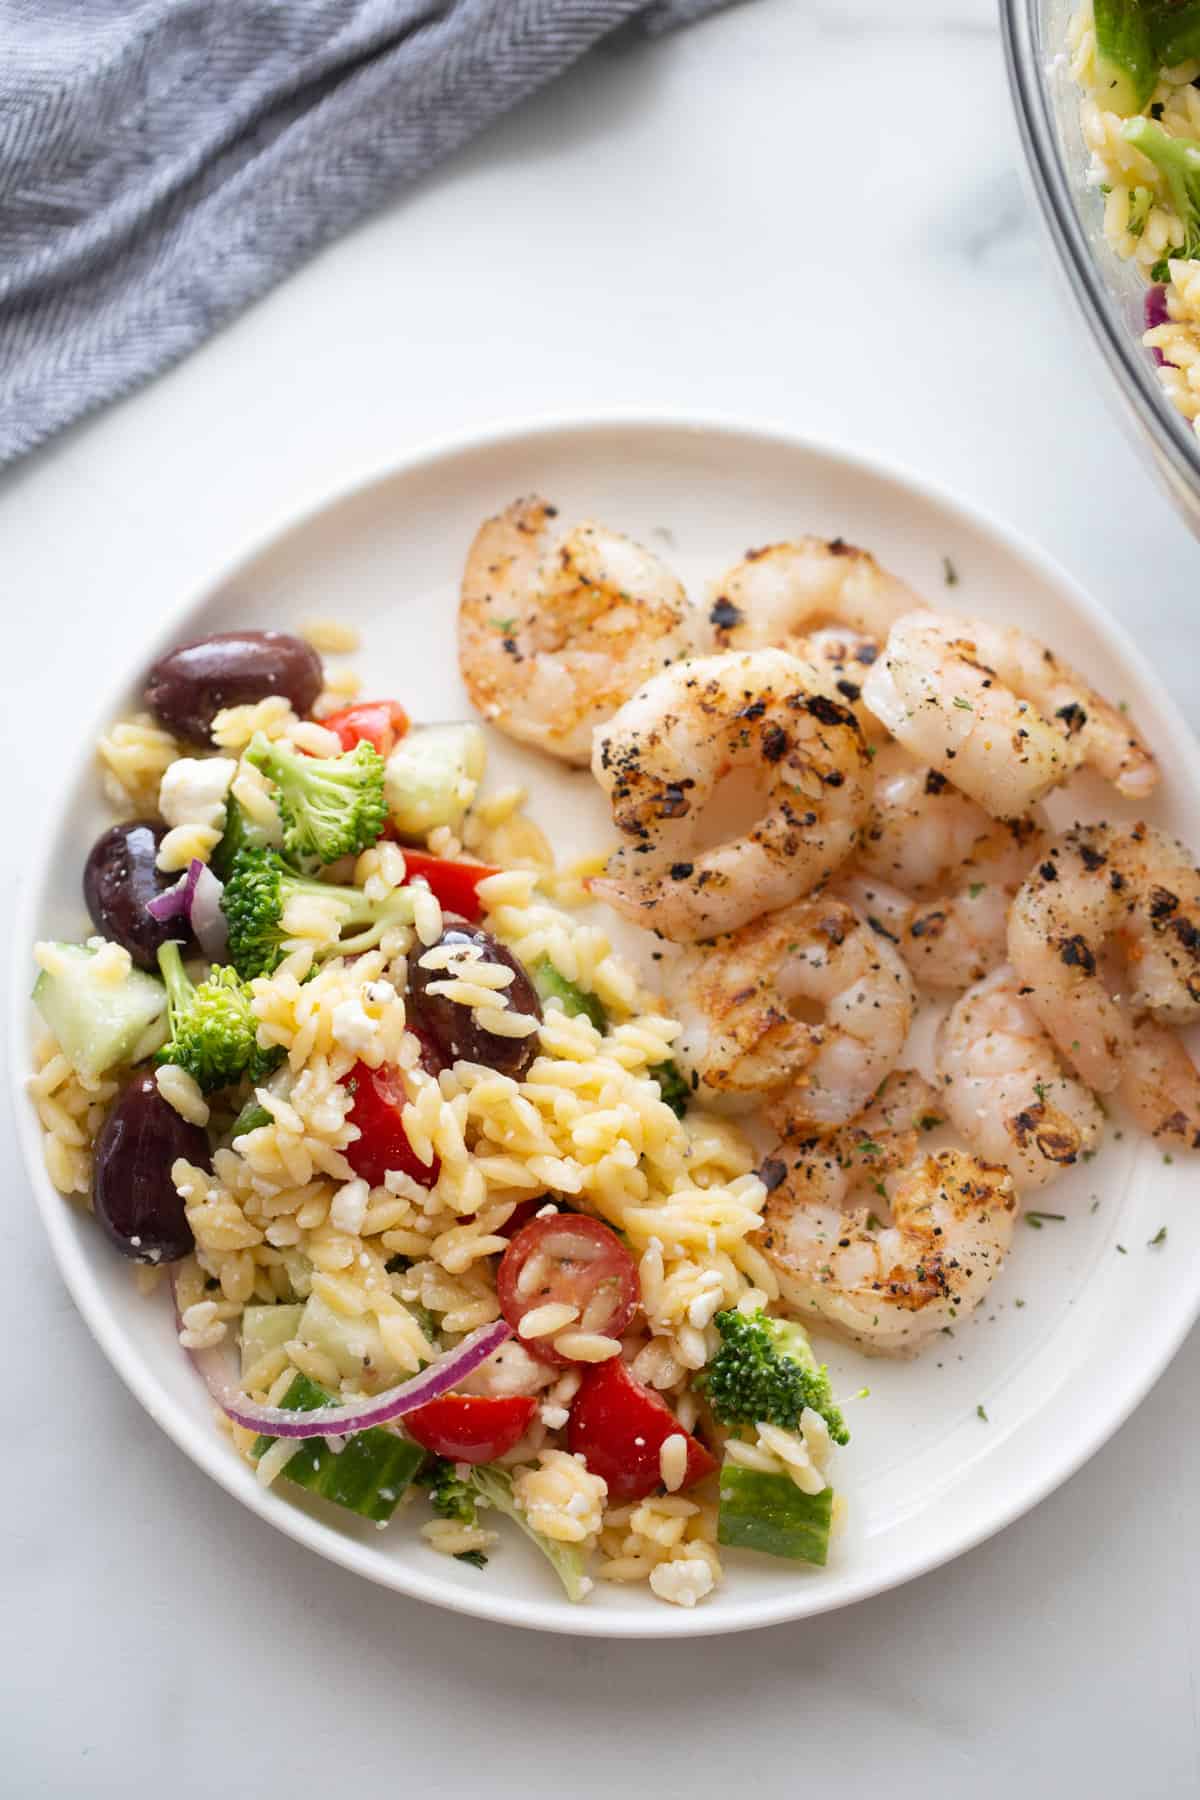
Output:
(83, 820), (193, 969)
(92, 1071), (206, 1263)
(144, 630), (323, 744)
(408, 919), (543, 1079)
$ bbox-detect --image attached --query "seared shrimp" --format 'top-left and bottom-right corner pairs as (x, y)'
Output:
(848, 744), (1047, 990)
(1008, 823), (1200, 1092)
(937, 966), (1104, 1188)
(590, 648), (870, 941)
(458, 496), (701, 764)
(669, 896), (915, 1132)
(1119, 1017), (1200, 1150)
(862, 612), (1158, 816)
(708, 539), (924, 744)
(757, 1108), (1016, 1356)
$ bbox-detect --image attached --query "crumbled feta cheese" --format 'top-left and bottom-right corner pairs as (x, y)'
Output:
(364, 979), (397, 1006)
(158, 756), (237, 833)
(329, 1178), (369, 1236)
(648, 1557), (716, 1609)
(539, 1403), (570, 1431)
(330, 994), (380, 1057)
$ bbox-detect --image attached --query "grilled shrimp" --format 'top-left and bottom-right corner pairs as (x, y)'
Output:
(458, 496), (701, 764)
(669, 896), (915, 1132)
(590, 648), (870, 941)
(937, 966), (1104, 1188)
(846, 744), (1047, 991)
(756, 1083), (1015, 1356)
(1119, 1017), (1200, 1151)
(708, 538), (923, 744)
(1008, 823), (1200, 1092)
(862, 612), (1158, 816)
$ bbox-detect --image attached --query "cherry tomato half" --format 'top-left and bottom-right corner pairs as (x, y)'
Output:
(404, 1393), (536, 1464)
(397, 851), (501, 924)
(497, 1215), (639, 1367)
(341, 1060), (439, 1189)
(567, 1356), (718, 1503)
(322, 699), (410, 758)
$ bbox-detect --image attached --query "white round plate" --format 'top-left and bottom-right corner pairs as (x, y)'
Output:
(13, 414), (1200, 1637)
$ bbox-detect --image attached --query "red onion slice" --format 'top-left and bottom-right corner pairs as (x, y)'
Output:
(170, 1273), (511, 1439)
(146, 858), (227, 958)
(146, 860), (201, 923)
(190, 862), (228, 959)
(1146, 284), (1171, 367)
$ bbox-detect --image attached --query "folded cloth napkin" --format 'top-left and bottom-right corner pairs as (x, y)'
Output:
(0, 0), (731, 467)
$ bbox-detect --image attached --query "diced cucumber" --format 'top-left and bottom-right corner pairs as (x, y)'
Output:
(240, 1303), (304, 1381)
(33, 941), (168, 1080)
(533, 960), (608, 1033)
(717, 1465), (834, 1565)
(1093, 0), (1158, 115)
(1152, 4), (1200, 68)
(253, 1372), (426, 1523)
(384, 723), (485, 839)
(298, 1291), (405, 1385)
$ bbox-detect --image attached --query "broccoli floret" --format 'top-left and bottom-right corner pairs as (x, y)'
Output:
(244, 731), (386, 866)
(156, 941), (279, 1093)
(1122, 118), (1200, 257)
(423, 1458), (479, 1524)
(220, 846), (415, 979)
(701, 1308), (849, 1446)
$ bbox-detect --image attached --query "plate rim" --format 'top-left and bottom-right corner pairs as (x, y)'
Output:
(12, 406), (1200, 1639)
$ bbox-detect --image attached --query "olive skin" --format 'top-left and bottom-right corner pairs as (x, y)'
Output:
(144, 630), (323, 744)
(92, 1072), (206, 1263)
(408, 919), (543, 1079)
(83, 820), (193, 969)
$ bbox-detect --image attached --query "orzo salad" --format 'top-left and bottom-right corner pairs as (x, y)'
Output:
(27, 494), (1200, 1610)
(1069, 0), (1200, 429)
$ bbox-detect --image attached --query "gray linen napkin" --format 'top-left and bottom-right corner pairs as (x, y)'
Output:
(0, 0), (730, 467)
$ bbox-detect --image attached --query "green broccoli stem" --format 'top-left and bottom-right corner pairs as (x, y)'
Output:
(1122, 116), (1200, 255)
(156, 939), (194, 1018)
(470, 1465), (592, 1602)
(221, 847), (416, 979)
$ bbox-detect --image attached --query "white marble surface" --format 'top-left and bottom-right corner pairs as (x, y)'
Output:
(3, 1), (1199, 1792)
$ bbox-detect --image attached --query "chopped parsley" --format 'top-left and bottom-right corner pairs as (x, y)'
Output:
(976, 1404), (989, 1422)
(1116, 1243), (1128, 1255)
(1148, 1226), (1168, 1247)
(1025, 1210), (1066, 1229)
(490, 615), (518, 632)
(952, 695), (973, 711)
(942, 555), (959, 586)
(968, 882), (985, 899)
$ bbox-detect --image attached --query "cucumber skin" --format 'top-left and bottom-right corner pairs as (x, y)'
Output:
(1094, 0), (1158, 115)
(1154, 11), (1200, 69)
(533, 961), (608, 1033)
(253, 1373), (427, 1523)
(717, 1465), (833, 1565)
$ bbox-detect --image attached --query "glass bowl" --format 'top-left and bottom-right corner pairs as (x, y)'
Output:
(1001, 0), (1200, 531)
